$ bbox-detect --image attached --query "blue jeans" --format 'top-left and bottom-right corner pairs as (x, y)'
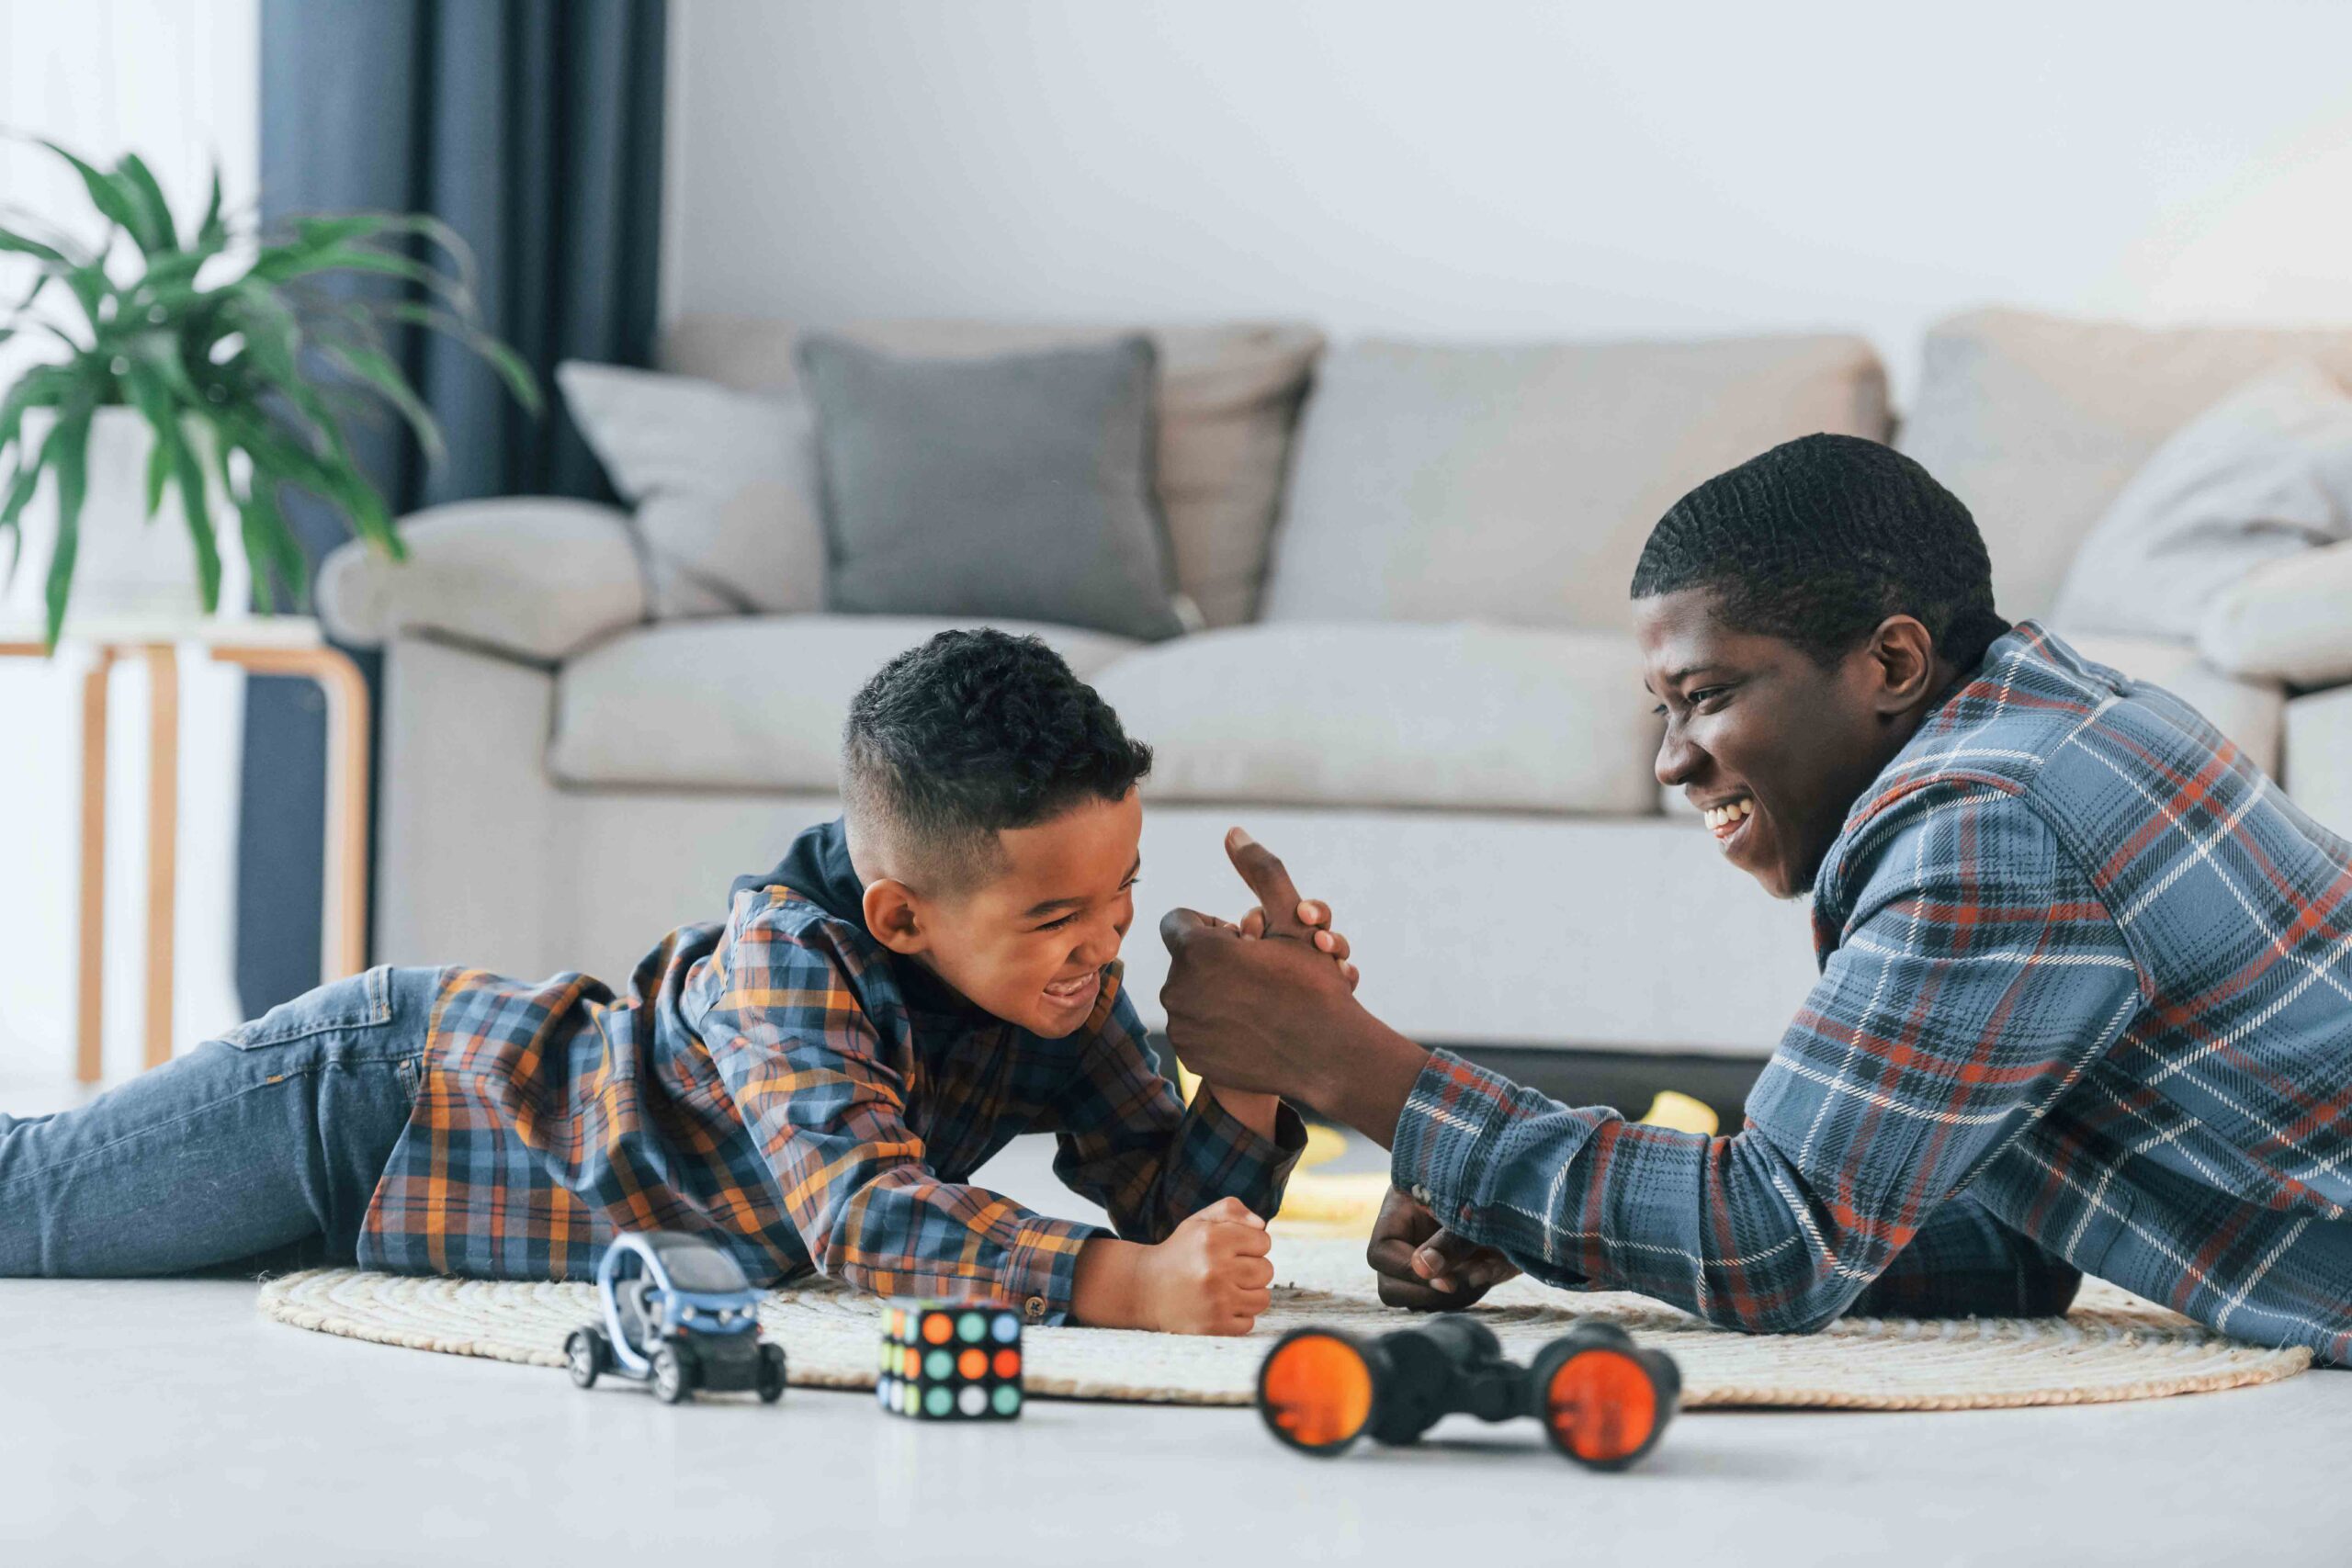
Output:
(0, 965), (442, 1276)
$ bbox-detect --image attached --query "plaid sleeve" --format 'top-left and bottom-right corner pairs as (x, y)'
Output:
(1844, 1191), (2081, 1318)
(1391, 784), (2143, 1333)
(1042, 973), (1306, 1241)
(699, 904), (1101, 1323)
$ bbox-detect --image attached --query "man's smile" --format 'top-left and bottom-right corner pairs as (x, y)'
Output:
(1695, 793), (1755, 848)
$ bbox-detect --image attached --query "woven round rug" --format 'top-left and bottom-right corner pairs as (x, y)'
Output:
(256, 1236), (2309, 1410)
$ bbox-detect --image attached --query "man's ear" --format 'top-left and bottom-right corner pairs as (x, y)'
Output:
(862, 878), (929, 955)
(1864, 615), (1940, 716)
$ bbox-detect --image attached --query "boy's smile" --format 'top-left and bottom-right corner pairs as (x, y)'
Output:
(867, 789), (1144, 1037)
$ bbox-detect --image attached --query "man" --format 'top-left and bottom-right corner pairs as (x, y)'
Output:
(1161, 434), (2350, 1365)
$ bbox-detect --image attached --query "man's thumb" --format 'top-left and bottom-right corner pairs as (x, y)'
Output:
(1159, 906), (1227, 954)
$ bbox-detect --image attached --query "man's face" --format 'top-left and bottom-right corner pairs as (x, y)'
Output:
(1634, 590), (1911, 899)
(911, 790), (1142, 1037)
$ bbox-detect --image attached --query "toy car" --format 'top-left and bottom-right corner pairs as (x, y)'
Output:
(564, 1231), (787, 1405)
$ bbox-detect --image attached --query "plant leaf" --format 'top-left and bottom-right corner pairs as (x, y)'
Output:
(121, 361), (178, 518)
(244, 242), (474, 313)
(0, 365), (70, 458)
(112, 153), (178, 254)
(383, 301), (543, 415)
(0, 223), (71, 265)
(40, 140), (142, 247)
(322, 343), (445, 465)
(42, 399), (93, 648)
(171, 423), (220, 610)
(198, 165), (225, 247)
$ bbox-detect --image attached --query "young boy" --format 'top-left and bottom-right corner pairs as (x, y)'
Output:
(0, 630), (1317, 1335)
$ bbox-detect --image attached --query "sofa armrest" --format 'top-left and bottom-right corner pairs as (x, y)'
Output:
(2199, 540), (2352, 688)
(318, 498), (647, 663)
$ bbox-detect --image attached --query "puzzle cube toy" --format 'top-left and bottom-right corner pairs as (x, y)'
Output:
(877, 1302), (1024, 1420)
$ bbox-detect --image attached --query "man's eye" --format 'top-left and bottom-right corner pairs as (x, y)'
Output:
(1688, 686), (1729, 708)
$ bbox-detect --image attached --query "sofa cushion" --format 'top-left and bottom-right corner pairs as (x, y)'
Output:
(2052, 361), (2352, 641)
(798, 335), (1186, 640)
(548, 616), (1141, 791)
(1091, 624), (1661, 815)
(557, 362), (825, 620)
(1899, 309), (2352, 622)
(1259, 335), (1888, 633)
(661, 316), (1324, 627)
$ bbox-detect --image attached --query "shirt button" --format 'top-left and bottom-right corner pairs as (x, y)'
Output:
(1024, 1295), (1047, 1323)
(1410, 1185), (1431, 1204)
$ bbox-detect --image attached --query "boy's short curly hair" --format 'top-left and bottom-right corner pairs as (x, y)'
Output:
(1631, 433), (2011, 672)
(842, 629), (1153, 895)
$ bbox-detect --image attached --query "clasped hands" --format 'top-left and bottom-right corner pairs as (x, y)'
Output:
(1159, 827), (1520, 1311)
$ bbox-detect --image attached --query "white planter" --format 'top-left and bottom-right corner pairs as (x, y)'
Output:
(6, 404), (250, 629)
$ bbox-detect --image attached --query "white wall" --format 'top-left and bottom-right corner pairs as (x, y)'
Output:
(0, 0), (258, 1085)
(662, 0), (2352, 399)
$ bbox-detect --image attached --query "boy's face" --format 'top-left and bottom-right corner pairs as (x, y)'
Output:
(878, 790), (1144, 1037)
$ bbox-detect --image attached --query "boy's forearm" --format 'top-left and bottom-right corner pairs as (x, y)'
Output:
(1070, 1236), (1150, 1329)
(1201, 1081), (1282, 1142)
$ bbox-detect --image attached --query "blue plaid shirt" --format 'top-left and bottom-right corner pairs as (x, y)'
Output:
(361, 819), (1304, 1321)
(1393, 624), (2351, 1364)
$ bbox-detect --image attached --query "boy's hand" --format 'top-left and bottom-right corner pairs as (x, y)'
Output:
(1365, 1186), (1519, 1310)
(1137, 1196), (1276, 1335)
(1228, 829), (1359, 990)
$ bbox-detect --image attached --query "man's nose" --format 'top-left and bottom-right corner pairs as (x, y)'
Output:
(1655, 722), (1704, 788)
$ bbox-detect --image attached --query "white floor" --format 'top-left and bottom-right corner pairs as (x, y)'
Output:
(3, 1080), (2349, 1566)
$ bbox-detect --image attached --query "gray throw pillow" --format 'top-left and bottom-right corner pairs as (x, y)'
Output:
(2052, 360), (2352, 639)
(797, 334), (1187, 640)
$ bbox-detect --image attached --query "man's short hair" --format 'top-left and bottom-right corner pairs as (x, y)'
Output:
(842, 629), (1153, 895)
(1630, 433), (2011, 672)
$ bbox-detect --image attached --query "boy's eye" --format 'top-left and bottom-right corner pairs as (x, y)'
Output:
(1037, 913), (1076, 932)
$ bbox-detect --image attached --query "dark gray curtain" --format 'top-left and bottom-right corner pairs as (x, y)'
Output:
(241, 0), (665, 1011)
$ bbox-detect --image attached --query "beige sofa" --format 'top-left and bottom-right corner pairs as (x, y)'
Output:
(320, 308), (2352, 1074)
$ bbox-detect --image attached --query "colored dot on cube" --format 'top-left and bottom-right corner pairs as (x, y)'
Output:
(880, 1299), (1023, 1421)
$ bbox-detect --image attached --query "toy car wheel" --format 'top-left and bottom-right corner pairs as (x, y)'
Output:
(755, 1342), (788, 1404)
(652, 1343), (695, 1404)
(565, 1328), (610, 1390)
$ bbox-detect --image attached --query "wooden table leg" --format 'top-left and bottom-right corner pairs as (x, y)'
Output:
(214, 645), (371, 980)
(142, 644), (179, 1071)
(77, 649), (117, 1084)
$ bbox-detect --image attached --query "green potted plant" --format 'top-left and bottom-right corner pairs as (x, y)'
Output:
(0, 139), (538, 648)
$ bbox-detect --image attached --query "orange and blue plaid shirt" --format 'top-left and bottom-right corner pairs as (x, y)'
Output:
(358, 819), (1304, 1322)
(1394, 624), (2352, 1364)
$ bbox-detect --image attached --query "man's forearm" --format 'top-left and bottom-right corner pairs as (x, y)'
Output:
(1304, 1011), (1431, 1151)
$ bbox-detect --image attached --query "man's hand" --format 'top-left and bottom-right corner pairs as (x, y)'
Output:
(1159, 829), (1430, 1139)
(1232, 834), (1360, 990)
(1159, 836), (1366, 1104)
(1365, 1186), (1520, 1310)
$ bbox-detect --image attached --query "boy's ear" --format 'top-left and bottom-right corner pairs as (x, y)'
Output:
(863, 878), (929, 955)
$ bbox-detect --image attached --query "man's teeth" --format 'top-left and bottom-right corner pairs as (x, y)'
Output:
(1702, 799), (1754, 829)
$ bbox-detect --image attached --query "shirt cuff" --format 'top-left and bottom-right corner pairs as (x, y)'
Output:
(1188, 1089), (1312, 1215)
(999, 1214), (1106, 1328)
(1388, 1048), (1515, 1227)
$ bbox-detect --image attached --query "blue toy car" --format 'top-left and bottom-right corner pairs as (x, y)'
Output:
(565, 1231), (787, 1404)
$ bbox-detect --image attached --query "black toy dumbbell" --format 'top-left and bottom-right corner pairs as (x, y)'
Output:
(1256, 1316), (1679, 1469)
